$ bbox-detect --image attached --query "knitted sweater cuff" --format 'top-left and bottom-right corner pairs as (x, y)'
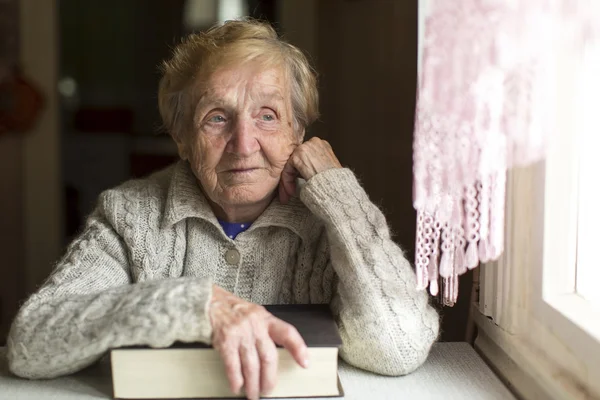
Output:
(299, 168), (370, 227)
(159, 277), (214, 346)
(7, 277), (214, 379)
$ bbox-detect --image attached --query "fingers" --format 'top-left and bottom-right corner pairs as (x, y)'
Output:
(279, 161), (298, 204)
(240, 341), (260, 400)
(269, 319), (309, 368)
(256, 337), (279, 395)
(210, 290), (299, 398)
(216, 332), (279, 399)
(281, 137), (342, 187)
(219, 344), (244, 395)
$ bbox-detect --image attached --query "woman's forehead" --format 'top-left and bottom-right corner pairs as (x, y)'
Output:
(199, 65), (290, 104)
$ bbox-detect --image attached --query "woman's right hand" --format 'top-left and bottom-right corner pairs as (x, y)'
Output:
(208, 285), (309, 400)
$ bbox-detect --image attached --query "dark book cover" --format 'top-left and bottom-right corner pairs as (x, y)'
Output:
(265, 304), (342, 348)
(116, 304), (342, 351)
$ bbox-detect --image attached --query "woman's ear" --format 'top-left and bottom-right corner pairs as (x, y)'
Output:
(172, 132), (189, 161)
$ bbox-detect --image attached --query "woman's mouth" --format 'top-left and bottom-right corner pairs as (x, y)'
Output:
(228, 168), (258, 173)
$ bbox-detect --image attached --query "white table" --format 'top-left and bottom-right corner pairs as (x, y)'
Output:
(0, 343), (515, 400)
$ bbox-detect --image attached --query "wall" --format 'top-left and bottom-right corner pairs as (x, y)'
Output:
(0, 0), (62, 343)
(278, 0), (318, 64)
(20, 0), (63, 292)
(316, 0), (472, 341)
(20, 0), (63, 294)
(0, 134), (24, 343)
(317, 0), (418, 261)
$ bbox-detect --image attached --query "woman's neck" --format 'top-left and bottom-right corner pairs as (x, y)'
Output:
(207, 193), (274, 223)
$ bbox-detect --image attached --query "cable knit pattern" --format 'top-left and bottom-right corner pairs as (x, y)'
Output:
(7, 161), (439, 380)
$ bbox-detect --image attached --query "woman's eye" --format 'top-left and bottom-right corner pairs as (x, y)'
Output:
(208, 115), (226, 123)
(261, 113), (275, 121)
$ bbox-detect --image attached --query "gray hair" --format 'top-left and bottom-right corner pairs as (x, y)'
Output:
(158, 19), (319, 139)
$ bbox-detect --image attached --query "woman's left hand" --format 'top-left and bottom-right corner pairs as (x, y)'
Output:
(279, 137), (342, 204)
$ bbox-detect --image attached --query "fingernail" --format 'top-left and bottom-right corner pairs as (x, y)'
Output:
(303, 358), (310, 368)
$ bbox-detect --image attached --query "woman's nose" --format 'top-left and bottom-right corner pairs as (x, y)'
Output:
(228, 118), (260, 156)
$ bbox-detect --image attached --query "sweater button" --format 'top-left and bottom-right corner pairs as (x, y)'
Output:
(225, 249), (240, 265)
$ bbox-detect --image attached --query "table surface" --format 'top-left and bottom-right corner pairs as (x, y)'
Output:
(0, 342), (516, 400)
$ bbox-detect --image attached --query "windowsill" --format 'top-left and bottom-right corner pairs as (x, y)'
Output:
(544, 293), (600, 343)
(474, 305), (595, 400)
(474, 315), (550, 400)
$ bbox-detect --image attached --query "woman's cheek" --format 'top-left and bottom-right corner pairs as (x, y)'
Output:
(198, 135), (224, 161)
(186, 137), (216, 179)
(263, 136), (295, 170)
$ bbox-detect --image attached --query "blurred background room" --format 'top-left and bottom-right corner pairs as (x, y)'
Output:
(0, 0), (473, 346)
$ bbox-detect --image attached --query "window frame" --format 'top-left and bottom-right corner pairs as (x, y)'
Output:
(475, 27), (600, 400)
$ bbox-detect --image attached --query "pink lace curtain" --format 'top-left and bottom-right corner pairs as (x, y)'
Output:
(413, 0), (598, 305)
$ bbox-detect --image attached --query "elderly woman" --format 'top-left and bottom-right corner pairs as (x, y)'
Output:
(7, 19), (439, 400)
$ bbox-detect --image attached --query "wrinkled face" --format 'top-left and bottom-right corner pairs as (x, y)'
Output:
(178, 63), (299, 210)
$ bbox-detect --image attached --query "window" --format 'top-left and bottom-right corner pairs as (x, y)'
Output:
(541, 33), (600, 347)
(575, 42), (600, 309)
(475, 15), (600, 400)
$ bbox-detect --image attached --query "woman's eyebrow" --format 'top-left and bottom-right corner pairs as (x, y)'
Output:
(254, 91), (285, 103)
(196, 94), (227, 110)
(195, 90), (286, 113)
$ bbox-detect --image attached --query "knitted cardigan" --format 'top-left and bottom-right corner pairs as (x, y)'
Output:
(7, 161), (439, 379)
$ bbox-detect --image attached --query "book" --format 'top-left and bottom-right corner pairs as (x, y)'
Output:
(110, 304), (344, 399)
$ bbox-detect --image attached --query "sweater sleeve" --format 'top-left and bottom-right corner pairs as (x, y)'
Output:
(7, 209), (213, 379)
(300, 168), (440, 376)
